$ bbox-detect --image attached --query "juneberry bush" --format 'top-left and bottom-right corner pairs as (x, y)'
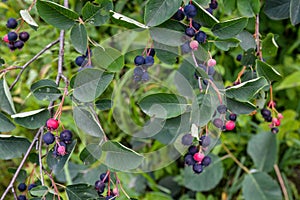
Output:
(0, 0), (300, 199)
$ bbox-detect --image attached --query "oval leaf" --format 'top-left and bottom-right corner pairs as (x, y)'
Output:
(193, 1), (219, 27)
(150, 27), (187, 46)
(0, 136), (30, 160)
(214, 38), (240, 51)
(80, 144), (102, 165)
(262, 33), (279, 57)
(0, 77), (16, 114)
(32, 86), (61, 101)
(212, 17), (248, 39)
(70, 24), (87, 55)
(20, 10), (39, 29)
(66, 184), (98, 200)
(275, 71), (300, 90)
(82, 0), (113, 26)
(237, 0), (260, 17)
(256, 60), (282, 82)
(0, 112), (15, 132)
(226, 97), (256, 114)
(236, 31), (256, 51)
(92, 47), (124, 72)
(95, 99), (113, 111)
(12, 109), (49, 129)
(264, 0), (290, 20)
(290, 0), (300, 25)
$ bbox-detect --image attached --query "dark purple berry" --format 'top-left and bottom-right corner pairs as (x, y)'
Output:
(134, 55), (145, 65)
(6, 18), (18, 29)
(14, 40), (24, 49)
(60, 129), (73, 144)
(195, 31), (207, 43)
(19, 32), (30, 42)
(209, 1), (218, 9)
(261, 108), (271, 118)
(7, 31), (18, 42)
(95, 180), (106, 193)
(7, 43), (16, 51)
(18, 183), (27, 192)
(271, 127), (279, 134)
(217, 105), (227, 114)
(184, 154), (195, 166)
(200, 135), (210, 147)
(185, 27), (195, 37)
(172, 9), (185, 21)
(181, 42), (192, 54)
(184, 4), (197, 19)
(28, 183), (37, 190)
(100, 173), (109, 183)
(182, 134), (194, 146)
(192, 20), (201, 30)
(141, 71), (149, 82)
(144, 56), (154, 66)
(229, 113), (237, 121)
(192, 163), (203, 174)
(236, 54), (242, 61)
(147, 48), (155, 57)
(188, 145), (198, 155)
(202, 156), (211, 166)
(206, 7), (213, 14)
(17, 195), (27, 200)
(75, 55), (86, 66)
(43, 132), (55, 145)
(207, 66), (215, 75)
(213, 118), (223, 128)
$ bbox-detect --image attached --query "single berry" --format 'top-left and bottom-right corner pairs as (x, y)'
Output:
(17, 195), (27, 200)
(134, 55), (145, 65)
(200, 135), (210, 147)
(265, 116), (273, 122)
(28, 183), (37, 190)
(181, 134), (194, 146)
(57, 145), (67, 156)
(43, 132), (55, 145)
(209, 1), (218, 9)
(207, 67), (215, 75)
(236, 54), (242, 61)
(133, 66), (144, 80)
(6, 18), (18, 29)
(225, 121), (235, 131)
(14, 40), (24, 49)
(185, 27), (195, 37)
(19, 32), (30, 42)
(144, 56), (154, 66)
(206, 7), (213, 14)
(100, 173), (109, 183)
(195, 31), (207, 43)
(203, 79), (208, 85)
(46, 118), (59, 130)
(147, 48), (155, 57)
(181, 42), (192, 54)
(184, 4), (197, 18)
(193, 152), (205, 162)
(192, 20), (201, 30)
(217, 105), (227, 114)
(75, 56), (86, 66)
(95, 180), (106, 193)
(172, 9), (185, 21)
(272, 118), (281, 126)
(277, 113), (283, 119)
(229, 113), (237, 121)
(207, 58), (216, 67)
(60, 129), (73, 144)
(184, 154), (195, 166)
(189, 40), (199, 50)
(261, 108), (271, 118)
(141, 71), (149, 82)
(271, 127), (279, 134)
(18, 183), (27, 192)
(192, 163), (203, 174)
(201, 156), (211, 166)
(188, 145), (198, 155)
(7, 31), (18, 42)
(3, 34), (9, 43)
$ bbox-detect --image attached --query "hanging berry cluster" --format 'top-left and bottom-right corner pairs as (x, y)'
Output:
(133, 48), (155, 82)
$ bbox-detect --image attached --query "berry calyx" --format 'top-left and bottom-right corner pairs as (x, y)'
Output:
(184, 4), (197, 19)
(46, 118), (59, 130)
(7, 31), (18, 42)
(60, 129), (73, 144)
(6, 18), (18, 29)
(189, 40), (199, 50)
(43, 132), (55, 145)
(225, 120), (235, 131)
(75, 55), (86, 67)
(207, 58), (216, 67)
(134, 55), (145, 65)
(192, 163), (203, 174)
(193, 152), (205, 162)
(18, 183), (27, 192)
(19, 32), (30, 42)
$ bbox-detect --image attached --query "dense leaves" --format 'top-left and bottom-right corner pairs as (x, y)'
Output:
(0, 136), (30, 160)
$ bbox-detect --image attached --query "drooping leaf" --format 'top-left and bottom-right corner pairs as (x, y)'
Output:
(110, 10), (148, 29)
(80, 144), (102, 165)
(242, 172), (282, 200)
(71, 68), (114, 102)
(183, 154), (224, 191)
(82, 0), (113, 26)
(236, 31), (256, 51)
(70, 24), (88, 55)
(12, 108), (49, 129)
(0, 136), (30, 160)
(225, 77), (269, 102)
(193, 1), (219, 28)
(0, 77), (16, 114)
(290, 0), (300, 25)
(138, 93), (189, 119)
(92, 47), (124, 72)
(264, 0), (290, 20)
(144, 0), (182, 27)
(226, 97), (256, 114)
(29, 186), (48, 197)
(66, 184), (98, 200)
(101, 141), (144, 171)
(20, 10), (38, 29)
(36, 0), (79, 30)
(256, 60), (282, 82)
(262, 33), (279, 57)
(237, 0), (260, 17)
(95, 99), (113, 111)
(0, 112), (15, 132)
(212, 17), (248, 39)
(275, 71), (300, 90)
(214, 38), (240, 51)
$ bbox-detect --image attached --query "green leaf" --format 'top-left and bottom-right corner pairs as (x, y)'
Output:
(8, 168), (27, 182)
(30, 79), (57, 91)
(92, 47), (124, 72)
(264, 0), (290, 20)
(20, 10), (38, 29)
(36, 0), (79, 30)
(154, 41), (179, 65)
(236, 31), (256, 51)
(214, 38), (240, 51)
(212, 17), (248, 39)
(290, 0), (300, 25)
(247, 132), (277, 172)
(144, 0), (182, 27)
(70, 24), (87, 55)
(102, 141), (144, 171)
(66, 184), (98, 200)
(12, 108), (49, 129)
(47, 140), (77, 174)
(82, 0), (113, 26)
(193, 1), (219, 28)
(95, 99), (113, 111)
(0, 136), (30, 160)
(0, 77), (16, 114)
(226, 97), (256, 114)
(256, 60), (282, 82)
(71, 68), (114, 102)
(198, 90), (219, 127)
(262, 33), (279, 57)
(144, 192), (173, 200)
(30, 80), (61, 101)
(138, 93), (189, 119)
(225, 77), (269, 102)
(184, 154), (224, 191)
(110, 10), (148, 29)
(73, 106), (105, 138)
(241, 48), (256, 66)
(0, 112), (15, 132)
(80, 144), (102, 165)
(237, 0), (260, 17)
(275, 71), (300, 90)
(242, 172), (282, 200)
(150, 27), (187, 46)
(29, 186), (48, 197)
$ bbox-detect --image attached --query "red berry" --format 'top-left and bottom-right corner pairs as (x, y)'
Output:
(225, 121), (235, 131)
(193, 152), (205, 162)
(57, 145), (66, 156)
(272, 118), (281, 126)
(207, 58), (216, 67)
(189, 40), (199, 50)
(3, 34), (9, 43)
(46, 118), (59, 130)
(277, 113), (283, 119)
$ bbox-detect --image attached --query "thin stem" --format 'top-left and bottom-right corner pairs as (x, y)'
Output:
(11, 187), (17, 200)
(39, 130), (45, 186)
(115, 172), (131, 199)
(207, 79), (223, 104)
(255, 14), (263, 60)
(44, 170), (61, 200)
(0, 127), (44, 200)
(9, 39), (60, 90)
(222, 143), (250, 174)
(274, 164), (289, 200)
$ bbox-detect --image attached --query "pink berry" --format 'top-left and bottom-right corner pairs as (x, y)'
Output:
(46, 118), (59, 130)
(277, 113), (283, 119)
(207, 58), (216, 67)
(57, 146), (66, 156)
(193, 152), (205, 162)
(225, 121), (235, 131)
(272, 118), (281, 126)
(189, 40), (199, 50)
(3, 34), (9, 43)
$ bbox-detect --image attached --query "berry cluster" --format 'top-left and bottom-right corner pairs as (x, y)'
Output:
(260, 104), (283, 134)
(16, 182), (37, 200)
(182, 134), (212, 174)
(133, 48), (155, 82)
(44, 118), (73, 157)
(2, 18), (30, 51)
(75, 49), (93, 70)
(206, 0), (218, 14)
(94, 172), (117, 199)
(212, 105), (237, 131)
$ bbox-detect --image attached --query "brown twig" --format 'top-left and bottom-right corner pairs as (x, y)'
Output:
(274, 164), (289, 200)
